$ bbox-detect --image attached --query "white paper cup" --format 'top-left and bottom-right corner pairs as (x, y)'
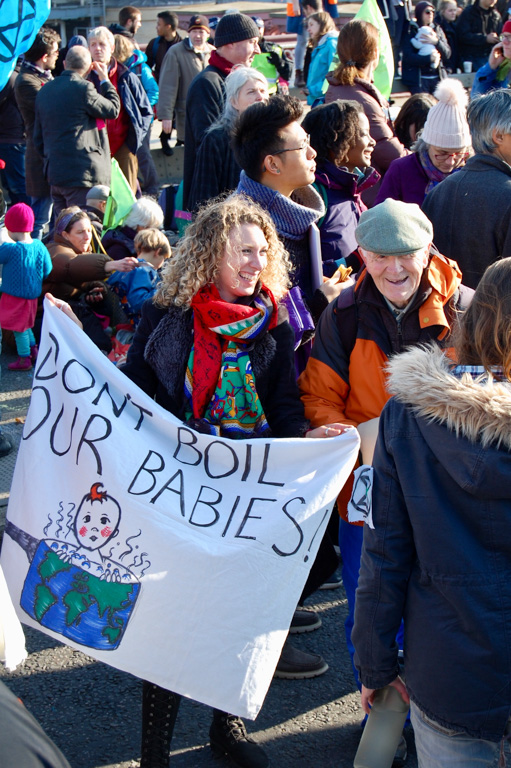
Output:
(463, 61), (473, 73)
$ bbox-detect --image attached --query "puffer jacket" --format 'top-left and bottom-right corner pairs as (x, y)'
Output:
(353, 344), (511, 741)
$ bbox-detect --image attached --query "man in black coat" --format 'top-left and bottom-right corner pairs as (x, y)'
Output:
(456, 0), (501, 70)
(182, 13), (260, 209)
(33, 46), (120, 217)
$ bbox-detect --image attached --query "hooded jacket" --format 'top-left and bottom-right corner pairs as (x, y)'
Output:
(313, 161), (380, 268)
(353, 344), (511, 741)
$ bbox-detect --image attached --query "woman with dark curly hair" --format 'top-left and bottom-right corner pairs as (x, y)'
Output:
(302, 99), (379, 273)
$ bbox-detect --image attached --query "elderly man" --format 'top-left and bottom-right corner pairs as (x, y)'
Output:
(422, 89), (511, 289)
(87, 26), (152, 194)
(299, 199), (472, 765)
(33, 47), (119, 216)
(182, 12), (260, 209)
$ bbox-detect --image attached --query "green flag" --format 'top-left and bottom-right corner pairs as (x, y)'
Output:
(103, 158), (136, 233)
(355, 0), (394, 99)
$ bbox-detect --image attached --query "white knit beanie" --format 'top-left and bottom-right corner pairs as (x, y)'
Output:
(420, 79), (472, 149)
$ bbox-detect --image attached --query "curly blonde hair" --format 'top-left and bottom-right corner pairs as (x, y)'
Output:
(155, 196), (291, 308)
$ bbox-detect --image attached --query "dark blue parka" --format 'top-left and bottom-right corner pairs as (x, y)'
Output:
(353, 344), (511, 742)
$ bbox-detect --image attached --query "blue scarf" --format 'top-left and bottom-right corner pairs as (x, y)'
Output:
(236, 171), (324, 241)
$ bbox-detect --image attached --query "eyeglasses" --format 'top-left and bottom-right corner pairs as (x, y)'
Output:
(500, 34), (511, 42)
(270, 134), (311, 155)
(433, 150), (469, 161)
(423, 9), (435, 13)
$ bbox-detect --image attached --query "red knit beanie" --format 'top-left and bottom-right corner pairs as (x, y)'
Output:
(502, 19), (511, 34)
(5, 203), (35, 233)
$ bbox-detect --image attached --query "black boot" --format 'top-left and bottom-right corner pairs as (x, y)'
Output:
(159, 131), (173, 157)
(209, 709), (269, 768)
(140, 681), (182, 768)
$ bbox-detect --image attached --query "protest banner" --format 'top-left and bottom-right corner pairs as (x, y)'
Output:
(1, 300), (359, 718)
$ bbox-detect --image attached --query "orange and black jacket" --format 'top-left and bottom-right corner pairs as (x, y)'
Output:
(299, 251), (473, 519)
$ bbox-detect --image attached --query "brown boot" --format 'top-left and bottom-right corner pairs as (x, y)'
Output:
(294, 69), (305, 87)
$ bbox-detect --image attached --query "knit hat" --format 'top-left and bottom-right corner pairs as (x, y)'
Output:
(502, 19), (511, 34)
(214, 13), (260, 48)
(421, 79), (471, 149)
(189, 14), (209, 32)
(356, 199), (433, 256)
(5, 203), (34, 233)
(415, 1), (435, 24)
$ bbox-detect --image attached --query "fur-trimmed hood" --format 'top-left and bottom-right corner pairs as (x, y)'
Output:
(387, 344), (511, 451)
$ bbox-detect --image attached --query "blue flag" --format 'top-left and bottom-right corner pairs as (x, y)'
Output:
(0, 0), (51, 90)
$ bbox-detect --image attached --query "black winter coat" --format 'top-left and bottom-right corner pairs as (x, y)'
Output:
(33, 71), (120, 188)
(456, 0), (501, 69)
(183, 65), (227, 209)
(120, 298), (309, 438)
(187, 124), (240, 213)
(402, 21), (451, 88)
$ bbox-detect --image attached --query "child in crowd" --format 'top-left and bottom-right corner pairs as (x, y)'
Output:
(0, 203), (52, 371)
(305, 11), (338, 106)
(106, 228), (170, 338)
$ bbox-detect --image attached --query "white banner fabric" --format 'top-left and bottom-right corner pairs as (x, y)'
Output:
(1, 301), (359, 718)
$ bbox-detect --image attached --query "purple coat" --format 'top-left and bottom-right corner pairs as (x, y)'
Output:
(375, 152), (428, 206)
(314, 161), (380, 271)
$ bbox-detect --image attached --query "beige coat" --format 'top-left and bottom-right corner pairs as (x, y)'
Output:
(157, 39), (213, 141)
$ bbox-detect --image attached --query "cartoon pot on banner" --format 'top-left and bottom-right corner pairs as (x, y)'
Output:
(7, 483), (149, 651)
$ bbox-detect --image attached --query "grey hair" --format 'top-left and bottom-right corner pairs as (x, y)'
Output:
(88, 26), (115, 48)
(411, 136), (429, 153)
(123, 197), (164, 230)
(209, 67), (268, 133)
(468, 90), (511, 155)
(65, 46), (92, 72)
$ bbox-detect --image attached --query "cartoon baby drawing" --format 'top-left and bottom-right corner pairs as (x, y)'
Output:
(6, 483), (150, 651)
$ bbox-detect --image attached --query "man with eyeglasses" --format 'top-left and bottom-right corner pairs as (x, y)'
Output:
(422, 88), (511, 289)
(456, 0), (501, 72)
(299, 198), (472, 766)
(233, 95), (344, 323)
(472, 19), (511, 94)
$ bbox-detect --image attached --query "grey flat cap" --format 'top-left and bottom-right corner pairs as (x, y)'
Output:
(355, 199), (433, 256)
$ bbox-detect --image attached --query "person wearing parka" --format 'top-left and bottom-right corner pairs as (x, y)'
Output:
(306, 30), (338, 105)
(353, 326), (511, 752)
(157, 37), (213, 144)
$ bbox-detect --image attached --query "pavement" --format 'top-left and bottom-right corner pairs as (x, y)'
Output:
(0, 341), (418, 768)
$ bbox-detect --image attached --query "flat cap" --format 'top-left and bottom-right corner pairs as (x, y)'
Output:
(355, 199), (433, 256)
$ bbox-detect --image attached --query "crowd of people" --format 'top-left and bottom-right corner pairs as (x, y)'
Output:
(2, 4), (511, 768)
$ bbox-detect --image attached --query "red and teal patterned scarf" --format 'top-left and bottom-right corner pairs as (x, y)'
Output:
(184, 283), (278, 439)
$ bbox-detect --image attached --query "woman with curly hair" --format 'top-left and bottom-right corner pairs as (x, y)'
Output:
(325, 19), (407, 204)
(303, 99), (379, 274)
(119, 196), (344, 768)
